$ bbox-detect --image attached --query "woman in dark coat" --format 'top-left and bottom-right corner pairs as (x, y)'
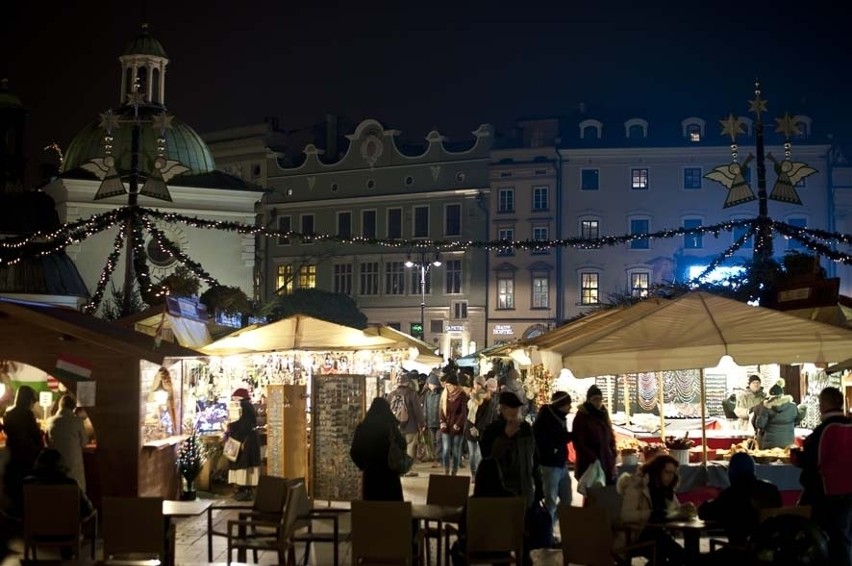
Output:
(2, 385), (44, 512)
(572, 385), (617, 484)
(226, 390), (261, 501)
(350, 397), (406, 501)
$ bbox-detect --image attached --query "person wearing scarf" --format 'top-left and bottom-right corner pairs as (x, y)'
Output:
(464, 376), (497, 480)
(439, 374), (468, 476)
(572, 384), (617, 485)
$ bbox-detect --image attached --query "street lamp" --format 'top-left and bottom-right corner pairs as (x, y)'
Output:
(404, 250), (441, 340)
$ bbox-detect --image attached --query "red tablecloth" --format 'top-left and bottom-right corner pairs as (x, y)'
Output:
(677, 487), (800, 507)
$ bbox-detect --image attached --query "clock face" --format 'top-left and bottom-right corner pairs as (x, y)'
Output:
(145, 222), (190, 277)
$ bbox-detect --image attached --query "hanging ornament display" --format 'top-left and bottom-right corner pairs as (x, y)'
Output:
(637, 372), (658, 412)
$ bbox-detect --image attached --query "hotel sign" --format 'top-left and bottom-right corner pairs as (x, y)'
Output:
(493, 324), (514, 335)
(446, 324), (466, 332)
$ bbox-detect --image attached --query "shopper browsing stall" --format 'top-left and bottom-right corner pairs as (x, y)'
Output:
(734, 374), (765, 431)
(225, 389), (261, 501)
(752, 378), (806, 450)
(573, 385), (617, 485)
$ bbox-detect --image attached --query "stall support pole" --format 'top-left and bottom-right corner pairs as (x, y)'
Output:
(623, 375), (631, 423)
(658, 372), (666, 441)
(700, 368), (708, 466)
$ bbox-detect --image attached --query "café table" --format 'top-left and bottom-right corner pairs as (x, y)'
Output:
(162, 499), (214, 565)
(646, 517), (718, 561)
(411, 503), (463, 566)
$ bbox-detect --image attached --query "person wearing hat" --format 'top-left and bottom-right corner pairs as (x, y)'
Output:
(572, 384), (617, 485)
(387, 371), (426, 477)
(226, 389), (262, 500)
(533, 391), (574, 532)
(502, 368), (528, 418)
(439, 373), (468, 475)
(735, 374), (766, 431)
(752, 378), (806, 450)
(423, 373), (444, 466)
(464, 376), (496, 479)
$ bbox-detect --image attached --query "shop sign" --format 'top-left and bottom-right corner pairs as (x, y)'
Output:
(446, 324), (466, 332)
(493, 324), (514, 335)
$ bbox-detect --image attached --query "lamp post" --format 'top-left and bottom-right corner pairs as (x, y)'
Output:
(404, 250), (441, 341)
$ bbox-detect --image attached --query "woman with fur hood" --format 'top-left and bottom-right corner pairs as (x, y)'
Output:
(752, 378), (806, 449)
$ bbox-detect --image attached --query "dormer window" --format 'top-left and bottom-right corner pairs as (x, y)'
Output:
(624, 118), (649, 139)
(688, 125), (700, 142)
(681, 118), (706, 142)
(579, 119), (602, 140)
(794, 115), (812, 139)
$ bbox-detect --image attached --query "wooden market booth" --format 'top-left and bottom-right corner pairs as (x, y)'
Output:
(0, 298), (201, 506)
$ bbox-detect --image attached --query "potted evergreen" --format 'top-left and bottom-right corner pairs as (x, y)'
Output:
(177, 422), (207, 500)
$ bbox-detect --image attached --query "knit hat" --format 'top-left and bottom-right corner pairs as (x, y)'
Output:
(551, 391), (572, 409)
(232, 388), (250, 400)
(427, 374), (441, 386)
(748, 374), (762, 385)
(444, 374), (459, 386)
(769, 378), (785, 396)
(485, 378), (499, 392)
(586, 385), (603, 400)
(498, 391), (524, 408)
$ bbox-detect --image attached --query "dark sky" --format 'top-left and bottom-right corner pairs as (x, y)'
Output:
(3, 0), (851, 183)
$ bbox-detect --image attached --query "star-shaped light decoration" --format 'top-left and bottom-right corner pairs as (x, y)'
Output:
(748, 92), (767, 118)
(774, 112), (799, 140)
(98, 109), (121, 134)
(151, 112), (175, 135)
(126, 91), (145, 107)
(719, 114), (744, 141)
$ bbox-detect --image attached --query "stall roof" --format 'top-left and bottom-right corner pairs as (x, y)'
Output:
(0, 298), (203, 364)
(363, 324), (443, 365)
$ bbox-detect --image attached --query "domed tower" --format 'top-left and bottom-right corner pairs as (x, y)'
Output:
(0, 78), (26, 194)
(118, 23), (169, 108)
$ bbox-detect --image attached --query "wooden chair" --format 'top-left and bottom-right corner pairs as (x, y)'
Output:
(290, 480), (351, 566)
(584, 485), (634, 542)
(758, 505), (812, 523)
(207, 474), (289, 561)
(420, 474), (470, 566)
(102, 496), (173, 563)
(558, 505), (655, 566)
(465, 497), (525, 566)
(351, 500), (416, 565)
(22, 483), (97, 560)
(226, 483), (301, 566)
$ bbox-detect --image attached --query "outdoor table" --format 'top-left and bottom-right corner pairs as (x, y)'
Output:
(411, 503), (463, 566)
(646, 518), (718, 561)
(163, 499), (213, 565)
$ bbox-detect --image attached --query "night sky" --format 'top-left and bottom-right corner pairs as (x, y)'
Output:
(3, 0), (851, 184)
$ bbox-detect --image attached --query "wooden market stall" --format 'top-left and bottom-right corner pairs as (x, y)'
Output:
(0, 298), (201, 505)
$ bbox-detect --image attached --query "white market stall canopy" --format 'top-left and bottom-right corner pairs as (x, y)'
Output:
(363, 324), (443, 365)
(543, 292), (852, 379)
(199, 315), (398, 355)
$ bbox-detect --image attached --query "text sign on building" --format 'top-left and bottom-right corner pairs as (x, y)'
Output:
(446, 324), (466, 333)
(493, 324), (514, 335)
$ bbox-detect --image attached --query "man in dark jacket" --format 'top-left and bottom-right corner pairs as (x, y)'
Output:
(533, 391), (573, 531)
(793, 386), (852, 566)
(423, 373), (443, 466)
(572, 385), (617, 484)
(386, 373), (425, 477)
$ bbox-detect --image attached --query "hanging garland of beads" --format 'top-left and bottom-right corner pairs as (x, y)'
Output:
(670, 369), (701, 404)
(637, 372), (658, 411)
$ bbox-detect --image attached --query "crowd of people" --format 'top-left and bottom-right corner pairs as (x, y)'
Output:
(350, 363), (852, 566)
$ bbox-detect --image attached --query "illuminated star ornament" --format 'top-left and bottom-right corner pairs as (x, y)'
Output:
(719, 113), (744, 141)
(98, 110), (121, 134)
(126, 91), (145, 107)
(151, 112), (174, 135)
(748, 91), (767, 118)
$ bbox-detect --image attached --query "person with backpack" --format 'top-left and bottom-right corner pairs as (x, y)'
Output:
(386, 372), (425, 477)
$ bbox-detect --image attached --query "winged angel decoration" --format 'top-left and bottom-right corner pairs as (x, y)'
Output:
(705, 156), (757, 208)
(766, 154), (816, 205)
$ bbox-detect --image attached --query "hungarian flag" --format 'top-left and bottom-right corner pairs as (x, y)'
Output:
(54, 354), (93, 382)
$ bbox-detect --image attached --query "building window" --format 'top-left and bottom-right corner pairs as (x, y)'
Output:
(732, 223), (754, 249)
(413, 205), (429, 238)
(452, 301), (468, 319)
(333, 263), (352, 295)
(498, 188), (515, 213)
(532, 226), (549, 254)
(337, 211), (352, 239)
(532, 275), (549, 309)
(359, 262), (379, 295)
(384, 261), (406, 295)
(580, 272), (600, 305)
(297, 264), (316, 289)
(629, 218), (650, 249)
(277, 216), (291, 245)
(787, 217), (806, 250)
(362, 210), (377, 239)
(631, 168), (649, 190)
(532, 186), (549, 211)
(410, 269), (431, 295)
(387, 208), (402, 239)
(581, 169), (599, 191)
(497, 274), (515, 309)
(275, 264), (294, 295)
(630, 272), (650, 298)
(628, 124), (645, 139)
(497, 228), (514, 256)
(301, 214), (315, 243)
(445, 204), (461, 237)
(687, 124), (701, 142)
(580, 219), (600, 240)
(683, 218), (703, 249)
(683, 167), (702, 189)
(430, 319), (444, 334)
(445, 259), (462, 294)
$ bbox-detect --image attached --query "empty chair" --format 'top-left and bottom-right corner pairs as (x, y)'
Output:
(289, 480), (350, 566)
(351, 500), (416, 565)
(558, 504), (655, 566)
(465, 497), (525, 565)
(102, 496), (171, 563)
(207, 474), (289, 561)
(22, 483), (97, 560)
(421, 473), (470, 565)
(226, 483), (301, 566)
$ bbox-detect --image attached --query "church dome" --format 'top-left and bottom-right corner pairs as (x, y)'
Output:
(61, 105), (215, 177)
(122, 24), (168, 58)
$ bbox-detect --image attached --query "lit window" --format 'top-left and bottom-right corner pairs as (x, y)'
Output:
(497, 274), (515, 309)
(413, 206), (429, 238)
(497, 228), (514, 256)
(630, 219), (650, 249)
(445, 259), (462, 294)
(298, 264), (316, 289)
(276, 264), (294, 295)
(630, 272), (650, 298)
(580, 272), (600, 305)
(688, 124), (701, 142)
(532, 275), (549, 309)
(362, 210), (377, 239)
(580, 220), (599, 240)
(445, 204), (461, 237)
(581, 169), (599, 191)
(333, 264), (352, 295)
(359, 262), (379, 295)
(683, 218), (703, 249)
(384, 261), (406, 295)
(277, 216), (291, 245)
(683, 167), (702, 189)
(532, 186), (549, 211)
(631, 168), (649, 190)
(498, 188), (515, 213)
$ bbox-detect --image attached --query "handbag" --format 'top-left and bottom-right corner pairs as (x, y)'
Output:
(223, 436), (243, 463)
(577, 459), (605, 495)
(387, 430), (413, 475)
(525, 501), (554, 550)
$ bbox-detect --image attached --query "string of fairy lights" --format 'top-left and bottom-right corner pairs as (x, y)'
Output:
(4, 206), (852, 314)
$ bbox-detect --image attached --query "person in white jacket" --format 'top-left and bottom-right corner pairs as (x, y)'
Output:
(734, 375), (765, 431)
(46, 394), (88, 492)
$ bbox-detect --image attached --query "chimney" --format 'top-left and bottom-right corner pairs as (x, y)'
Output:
(326, 113), (339, 161)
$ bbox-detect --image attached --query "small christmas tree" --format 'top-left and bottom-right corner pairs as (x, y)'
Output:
(177, 421), (207, 499)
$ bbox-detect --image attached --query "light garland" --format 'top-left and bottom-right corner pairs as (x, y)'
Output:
(141, 215), (221, 287)
(82, 221), (128, 314)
